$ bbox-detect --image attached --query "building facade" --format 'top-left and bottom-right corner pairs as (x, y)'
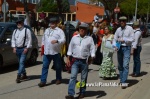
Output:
(0, 0), (37, 13)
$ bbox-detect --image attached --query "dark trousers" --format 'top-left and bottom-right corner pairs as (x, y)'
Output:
(133, 46), (142, 74)
(40, 53), (62, 83)
(93, 46), (103, 65)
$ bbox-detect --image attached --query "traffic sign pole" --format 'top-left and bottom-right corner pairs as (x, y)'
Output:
(3, 0), (6, 22)
(2, 0), (9, 22)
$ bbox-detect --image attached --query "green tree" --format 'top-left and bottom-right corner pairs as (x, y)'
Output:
(37, 0), (57, 12)
(120, 0), (150, 17)
(61, 0), (70, 13)
(89, 0), (124, 13)
(89, 0), (150, 19)
(37, 0), (70, 13)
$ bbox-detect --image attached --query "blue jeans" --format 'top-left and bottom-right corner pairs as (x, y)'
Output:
(40, 53), (62, 83)
(68, 59), (88, 96)
(133, 46), (142, 74)
(117, 46), (131, 83)
(16, 48), (27, 76)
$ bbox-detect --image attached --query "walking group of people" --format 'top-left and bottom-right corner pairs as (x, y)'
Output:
(11, 15), (142, 99)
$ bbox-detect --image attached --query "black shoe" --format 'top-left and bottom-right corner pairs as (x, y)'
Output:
(129, 73), (135, 76)
(132, 73), (140, 77)
(55, 80), (61, 85)
(21, 73), (28, 80)
(38, 82), (46, 87)
(121, 86), (127, 89)
(16, 75), (21, 83)
(77, 94), (85, 99)
(16, 79), (21, 83)
(65, 95), (74, 99)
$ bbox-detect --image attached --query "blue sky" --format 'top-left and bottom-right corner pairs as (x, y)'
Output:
(68, 0), (89, 5)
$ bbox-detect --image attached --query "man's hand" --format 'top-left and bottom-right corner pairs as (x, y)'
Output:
(23, 48), (28, 54)
(118, 38), (125, 43)
(88, 57), (94, 65)
(114, 46), (118, 51)
(13, 48), (16, 54)
(130, 48), (134, 55)
(51, 40), (58, 44)
(66, 58), (71, 67)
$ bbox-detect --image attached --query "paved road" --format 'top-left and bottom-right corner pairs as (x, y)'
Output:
(0, 36), (150, 99)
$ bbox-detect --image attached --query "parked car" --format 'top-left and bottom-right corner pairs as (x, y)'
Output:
(146, 24), (150, 36)
(0, 22), (39, 69)
(140, 25), (148, 37)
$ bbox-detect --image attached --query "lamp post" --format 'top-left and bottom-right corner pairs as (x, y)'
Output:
(134, 0), (138, 21)
(146, 1), (150, 24)
(114, 2), (120, 22)
(3, 0), (6, 22)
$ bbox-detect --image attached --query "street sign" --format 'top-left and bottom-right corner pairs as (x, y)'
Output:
(2, 2), (9, 13)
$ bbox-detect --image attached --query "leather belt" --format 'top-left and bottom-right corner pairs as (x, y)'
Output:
(16, 46), (27, 49)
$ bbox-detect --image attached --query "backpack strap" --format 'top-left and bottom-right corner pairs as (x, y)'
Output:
(14, 29), (17, 37)
(23, 28), (27, 47)
(134, 30), (141, 33)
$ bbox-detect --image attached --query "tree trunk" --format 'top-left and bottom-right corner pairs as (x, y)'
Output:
(56, 0), (64, 25)
(23, 0), (30, 26)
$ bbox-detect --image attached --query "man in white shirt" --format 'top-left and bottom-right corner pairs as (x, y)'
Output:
(65, 22), (95, 99)
(113, 16), (134, 89)
(11, 19), (32, 83)
(130, 21), (142, 77)
(38, 17), (66, 87)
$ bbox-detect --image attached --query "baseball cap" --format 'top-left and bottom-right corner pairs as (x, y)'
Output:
(79, 22), (89, 28)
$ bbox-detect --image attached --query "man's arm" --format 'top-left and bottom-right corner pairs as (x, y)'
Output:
(66, 38), (74, 67)
(26, 29), (32, 48)
(57, 29), (66, 44)
(11, 30), (16, 48)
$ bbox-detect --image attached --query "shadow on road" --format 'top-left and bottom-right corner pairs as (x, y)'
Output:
(76, 90), (107, 99)
(44, 78), (70, 87)
(126, 79), (139, 87)
(0, 61), (43, 74)
(27, 75), (41, 80)
(139, 71), (148, 77)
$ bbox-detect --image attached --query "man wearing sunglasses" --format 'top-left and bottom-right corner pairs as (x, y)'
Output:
(113, 16), (134, 89)
(11, 19), (32, 83)
(65, 22), (95, 99)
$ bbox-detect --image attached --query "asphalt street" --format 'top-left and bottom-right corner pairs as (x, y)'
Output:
(0, 35), (150, 99)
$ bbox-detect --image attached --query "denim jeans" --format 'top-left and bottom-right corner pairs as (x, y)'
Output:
(117, 46), (131, 83)
(40, 53), (62, 83)
(133, 46), (142, 74)
(16, 48), (27, 76)
(68, 59), (88, 96)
